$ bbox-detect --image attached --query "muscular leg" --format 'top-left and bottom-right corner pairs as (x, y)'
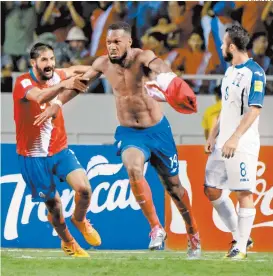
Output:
(66, 168), (101, 246)
(235, 191), (256, 254)
(160, 174), (198, 235)
(46, 192), (73, 242)
(122, 147), (161, 229)
(204, 186), (238, 241)
(66, 168), (91, 221)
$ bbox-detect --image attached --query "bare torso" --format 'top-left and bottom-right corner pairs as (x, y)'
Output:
(98, 49), (163, 128)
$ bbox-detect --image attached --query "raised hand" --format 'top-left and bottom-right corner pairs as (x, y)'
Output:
(33, 104), (60, 126)
(62, 76), (89, 93)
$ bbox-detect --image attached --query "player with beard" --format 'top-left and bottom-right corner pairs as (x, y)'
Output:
(204, 25), (266, 259)
(13, 43), (101, 257)
(35, 22), (201, 258)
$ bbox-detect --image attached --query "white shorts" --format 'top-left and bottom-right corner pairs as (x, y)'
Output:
(205, 149), (258, 191)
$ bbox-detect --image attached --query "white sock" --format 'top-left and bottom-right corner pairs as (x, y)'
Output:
(211, 194), (238, 240)
(236, 208), (256, 254)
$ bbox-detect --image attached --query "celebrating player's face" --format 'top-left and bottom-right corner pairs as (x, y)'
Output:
(33, 50), (56, 80)
(106, 30), (132, 64)
(221, 33), (233, 62)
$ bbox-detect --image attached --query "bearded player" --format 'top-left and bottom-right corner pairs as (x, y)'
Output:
(13, 43), (101, 257)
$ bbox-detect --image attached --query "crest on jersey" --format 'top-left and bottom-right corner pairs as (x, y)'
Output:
(232, 73), (244, 87)
(21, 79), (32, 88)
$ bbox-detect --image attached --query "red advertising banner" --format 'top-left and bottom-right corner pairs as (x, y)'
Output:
(165, 146), (273, 252)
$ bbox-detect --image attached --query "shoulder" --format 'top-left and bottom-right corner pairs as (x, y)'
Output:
(92, 55), (108, 71)
(15, 73), (34, 89)
(244, 59), (266, 79)
(136, 49), (157, 66)
(138, 49), (155, 60)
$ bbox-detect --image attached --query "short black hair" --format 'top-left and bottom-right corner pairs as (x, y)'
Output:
(225, 25), (250, 51)
(30, 42), (54, 59)
(149, 32), (168, 48)
(214, 85), (222, 98)
(108, 21), (131, 35)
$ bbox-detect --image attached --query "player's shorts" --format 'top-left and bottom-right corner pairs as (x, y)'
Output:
(205, 148), (258, 191)
(114, 116), (179, 177)
(18, 148), (84, 202)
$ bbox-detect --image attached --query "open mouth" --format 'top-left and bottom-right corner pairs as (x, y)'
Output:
(44, 68), (53, 74)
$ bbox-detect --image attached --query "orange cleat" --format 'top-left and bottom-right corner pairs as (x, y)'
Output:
(71, 216), (101, 246)
(61, 239), (90, 258)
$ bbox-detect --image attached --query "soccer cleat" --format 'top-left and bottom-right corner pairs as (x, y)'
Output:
(71, 216), (101, 246)
(225, 248), (247, 260)
(148, 226), (167, 250)
(226, 238), (254, 257)
(187, 232), (201, 259)
(61, 239), (90, 258)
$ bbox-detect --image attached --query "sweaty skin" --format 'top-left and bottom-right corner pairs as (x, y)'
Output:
(83, 48), (170, 128)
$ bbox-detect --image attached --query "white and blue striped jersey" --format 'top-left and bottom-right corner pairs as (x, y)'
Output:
(216, 58), (266, 156)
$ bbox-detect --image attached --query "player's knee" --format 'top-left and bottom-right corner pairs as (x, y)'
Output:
(73, 174), (92, 196)
(204, 186), (222, 201)
(75, 183), (92, 199)
(126, 163), (143, 181)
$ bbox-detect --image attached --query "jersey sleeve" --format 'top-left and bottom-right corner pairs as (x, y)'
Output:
(55, 69), (67, 81)
(13, 77), (35, 100)
(248, 70), (266, 107)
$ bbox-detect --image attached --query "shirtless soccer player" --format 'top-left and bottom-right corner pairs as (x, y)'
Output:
(35, 22), (201, 258)
(13, 43), (101, 257)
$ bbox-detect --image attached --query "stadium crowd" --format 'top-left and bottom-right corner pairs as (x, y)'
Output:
(1, 1), (273, 94)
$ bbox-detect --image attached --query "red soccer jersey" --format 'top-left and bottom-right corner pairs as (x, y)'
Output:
(13, 69), (68, 157)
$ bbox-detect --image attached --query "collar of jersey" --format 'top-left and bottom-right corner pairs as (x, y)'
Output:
(234, 58), (253, 69)
(29, 68), (39, 83)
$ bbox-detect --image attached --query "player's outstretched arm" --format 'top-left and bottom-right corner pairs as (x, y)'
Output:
(57, 56), (104, 105)
(61, 65), (93, 78)
(140, 50), (197, 114)
(25, 76), (88, 104)
(34, 57), (105, 126)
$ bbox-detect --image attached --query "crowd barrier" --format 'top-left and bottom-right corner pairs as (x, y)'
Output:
(1, 144), (272, 251)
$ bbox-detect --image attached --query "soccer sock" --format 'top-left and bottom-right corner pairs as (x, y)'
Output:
(47, 213), (73, 243)
(130, 177), (161, 229)
(173, 189), (198, 235)
(211, 194), (238, 241)
(236, 208), (256, 254)
(73, 190), (91, 221)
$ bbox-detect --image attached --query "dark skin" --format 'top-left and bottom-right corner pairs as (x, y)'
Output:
(35, 29), (197, 233)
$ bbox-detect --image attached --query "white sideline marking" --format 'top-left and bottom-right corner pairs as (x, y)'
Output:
(12, 255), (269, 262)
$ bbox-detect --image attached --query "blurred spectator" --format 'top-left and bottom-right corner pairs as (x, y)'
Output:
(201, 1), (234, 74)
(171, 31), (212, 93)
(202, 85), (222, 140)
(261, 1), (273, 58)
(234, 2), (265, 35)
(166, 1), (198, 48)
(126, 1), (163, 43)
(3, 1), (37, 72)
(249, 32), (273, 75)
(1, 47), (13, 92)
(90, 1), (129, 57)
(143, 32), (169, 59)
(66, 26), (94, 65)
(36, 1), (85, 42)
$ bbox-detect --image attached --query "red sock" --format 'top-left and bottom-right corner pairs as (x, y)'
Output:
(130, 177), (161, 229)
